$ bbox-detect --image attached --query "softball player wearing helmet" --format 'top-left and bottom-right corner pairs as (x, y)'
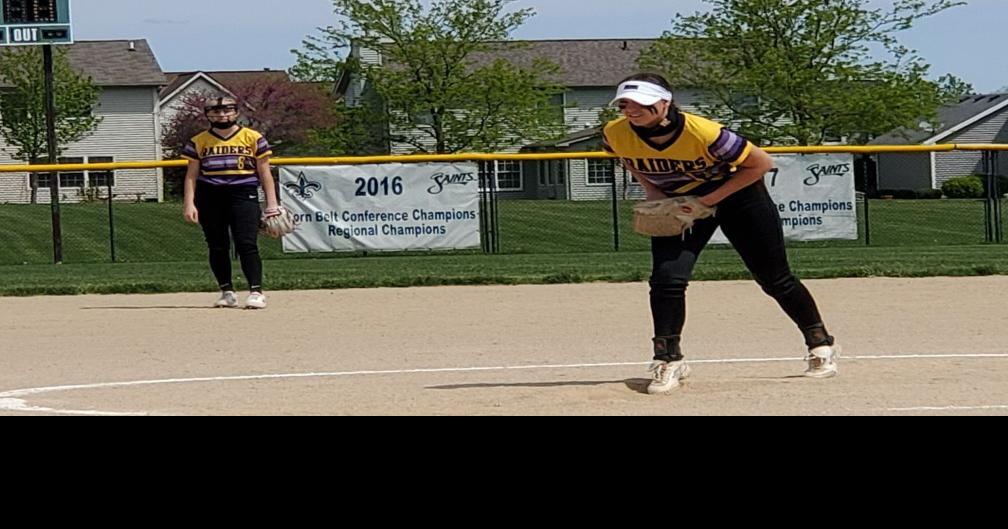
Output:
(182, 96), (281, 309)
(604, 73), (839, 394)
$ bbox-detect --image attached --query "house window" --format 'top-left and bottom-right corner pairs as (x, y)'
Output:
(478, 160), (523, 191)
(495, 160), (522, 190)
(88, 156), (115, 188)
(58, 157), (85, 188)
(33, 173), (53, 188)
(31, 156), (116, 191)
(587, 159), (615, 185)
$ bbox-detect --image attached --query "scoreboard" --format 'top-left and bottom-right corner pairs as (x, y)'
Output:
(1, 0), (73, 45)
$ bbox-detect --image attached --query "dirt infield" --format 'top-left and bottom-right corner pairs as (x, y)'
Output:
(2, 276), (1007, 415)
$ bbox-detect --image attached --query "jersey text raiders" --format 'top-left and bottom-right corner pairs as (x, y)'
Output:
(603, 112), (752, 196)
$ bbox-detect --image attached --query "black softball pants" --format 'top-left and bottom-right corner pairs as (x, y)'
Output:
(195, 182), (263, 293)
(649, 182), (833, 361)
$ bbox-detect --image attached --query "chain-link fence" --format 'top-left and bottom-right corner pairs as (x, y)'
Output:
(2, 148), (1006, 265)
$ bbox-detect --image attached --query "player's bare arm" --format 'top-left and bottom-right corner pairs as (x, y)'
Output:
(258, 157), (280, 214)
(183, 159), (200, 224)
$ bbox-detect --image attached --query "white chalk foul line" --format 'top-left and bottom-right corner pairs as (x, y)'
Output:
(886, 405), (1008, 412)
(2, 353), (1007, 415)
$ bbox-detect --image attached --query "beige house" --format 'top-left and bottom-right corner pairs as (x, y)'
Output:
(0, 40), (166, 204)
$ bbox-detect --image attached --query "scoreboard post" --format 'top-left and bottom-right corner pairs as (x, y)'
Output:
(1, 0), (74, 262)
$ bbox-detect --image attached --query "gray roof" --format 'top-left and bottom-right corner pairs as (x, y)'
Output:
(375, 38), (660, 89)
(465, 39), (661, 86)
(67, 40), (166, 85)
(348, 38), (692, 95)
(160, 69), (290, 99)
(467, 39), (658, 87)
(65, 40), (165, 86)
(0, 40), (164, 88)
(871, 93), (1008, 144)
(522, 126), (603, 151)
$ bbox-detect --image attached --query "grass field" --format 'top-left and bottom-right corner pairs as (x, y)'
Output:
(0, 199), (1006, 296)
(1, 198), (1000, 262)
(1, 245), (1006, 297)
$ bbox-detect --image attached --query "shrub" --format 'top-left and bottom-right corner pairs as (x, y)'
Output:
(941, 176), (984, 199)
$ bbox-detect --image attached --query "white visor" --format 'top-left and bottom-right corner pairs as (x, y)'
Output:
(610, 80), (673, 107)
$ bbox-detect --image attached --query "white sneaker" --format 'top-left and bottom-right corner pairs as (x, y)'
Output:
(214, 291), (239, 308)
(647, 360), (691, 395)
(804, 345), (839, 378)
(245, 292), (267, 310)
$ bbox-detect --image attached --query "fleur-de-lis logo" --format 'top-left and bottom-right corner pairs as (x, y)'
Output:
(285, 172), (322, 200)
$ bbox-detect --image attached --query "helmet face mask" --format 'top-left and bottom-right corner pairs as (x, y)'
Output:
(205, 104), (239, 114)
(204, 97), (240, 129)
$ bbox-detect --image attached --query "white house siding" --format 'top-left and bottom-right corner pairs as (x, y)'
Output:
(933, 111), (1008, 185)
(564, 88), (706, 134)
(390, 119), (437, 154)
(346, 46), (383, 107)
(0, 87), (161, 204)
(934, 151), (983, 186)
(565, 89), (612, 132)
(159, 77), (222, 126)
(390, 111), (527, 155)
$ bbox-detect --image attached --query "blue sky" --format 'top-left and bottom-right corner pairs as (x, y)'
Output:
(72, 0), (1007, 92)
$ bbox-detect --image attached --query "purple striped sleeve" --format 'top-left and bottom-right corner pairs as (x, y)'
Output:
(181, 141), (198, 160)
(708, 128), (748, 163)
(255, 137), (272, 157)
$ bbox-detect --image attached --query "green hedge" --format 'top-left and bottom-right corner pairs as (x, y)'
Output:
(941, 176), (984, 199)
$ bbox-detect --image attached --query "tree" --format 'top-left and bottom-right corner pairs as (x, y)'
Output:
(160, 79), (338, 196)
(310, 0), (566, 154)
(290, 28), (346, 84)
(937, 74), (975, 101)
(0, 46), (102, 203)
(639, 0), (967, 145)
(226, 77), (338, 152)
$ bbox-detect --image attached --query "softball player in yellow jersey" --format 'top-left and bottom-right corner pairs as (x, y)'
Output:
(182, 97), (281, 310)
(604, 74), (839, 394)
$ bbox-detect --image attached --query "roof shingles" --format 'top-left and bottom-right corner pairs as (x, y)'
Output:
(64, 40), (165, 86)
(871, 93), (1008, 144)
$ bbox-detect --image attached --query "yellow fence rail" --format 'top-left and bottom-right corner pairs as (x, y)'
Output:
(0, 143), (1005, 173)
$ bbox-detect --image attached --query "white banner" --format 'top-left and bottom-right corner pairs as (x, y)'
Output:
(279, 164), (481, 253)
(711, 153), (857, 243)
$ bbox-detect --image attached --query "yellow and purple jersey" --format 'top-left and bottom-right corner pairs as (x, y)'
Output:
(181, 127), (272, 186)
(603, 112), (753, 196)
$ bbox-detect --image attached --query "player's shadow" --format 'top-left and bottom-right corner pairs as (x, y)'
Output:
(429, 379), (651, 392)
(81, 306), (220, 311)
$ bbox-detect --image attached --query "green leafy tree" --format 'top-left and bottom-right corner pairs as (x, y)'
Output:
(936, 73), (975, 102)
(640, 0), (967, 145)
(0, 46), (102, 203)
(288, 27), (380, 155)
(290, 28), (346, 83)
(306, 0), (566, 154)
